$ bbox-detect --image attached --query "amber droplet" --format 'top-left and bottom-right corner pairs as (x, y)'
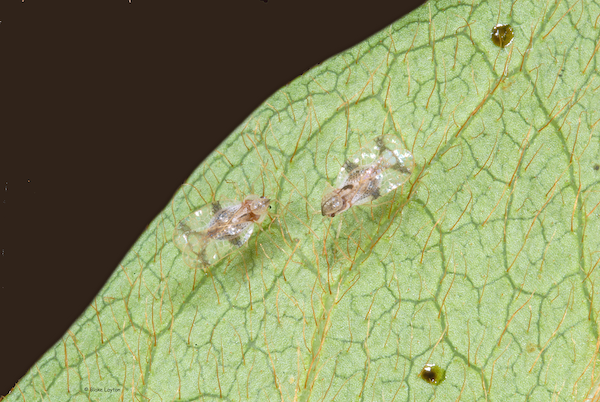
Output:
(491, 24), (514, 48)
(419, 363), (446, 385)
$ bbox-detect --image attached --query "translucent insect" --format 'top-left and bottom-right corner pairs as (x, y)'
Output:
(321, 134), (414, 217)
(173, 195), (270, 270)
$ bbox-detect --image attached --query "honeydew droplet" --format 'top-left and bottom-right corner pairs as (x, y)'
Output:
(419, 363), (446, 385)
(491, 24), (514, 48)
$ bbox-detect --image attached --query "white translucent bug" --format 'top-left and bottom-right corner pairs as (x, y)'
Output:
(321, 134), (414, 217)
(173, 195), (270, 270)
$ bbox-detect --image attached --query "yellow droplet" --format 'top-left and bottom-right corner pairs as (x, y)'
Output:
(419, 363), (446, 385)
(491, 24), (514, 48)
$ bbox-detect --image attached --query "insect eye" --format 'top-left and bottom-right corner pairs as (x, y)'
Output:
(269, 205), (272, 209)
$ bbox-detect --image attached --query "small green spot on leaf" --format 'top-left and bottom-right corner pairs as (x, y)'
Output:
(491, 24), (514, 48)
(526, 342), (538, 353)
(419, 364), (446, 385)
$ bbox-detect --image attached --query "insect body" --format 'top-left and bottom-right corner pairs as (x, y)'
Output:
(173, 195), (270, 270)
(321, 134), (414, 217)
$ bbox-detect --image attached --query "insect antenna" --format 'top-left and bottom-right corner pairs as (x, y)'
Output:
(225, 179), (245, 201)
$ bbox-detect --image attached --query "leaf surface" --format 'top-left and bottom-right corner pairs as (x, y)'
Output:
(6, 0), (600, 400)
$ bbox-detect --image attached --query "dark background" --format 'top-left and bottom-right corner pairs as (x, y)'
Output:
(0, 0), (427, 396)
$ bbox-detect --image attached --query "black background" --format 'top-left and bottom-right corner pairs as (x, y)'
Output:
(0, 0), (427, 396)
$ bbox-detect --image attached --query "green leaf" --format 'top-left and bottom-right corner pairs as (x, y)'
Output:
(6, 0), (600, 400)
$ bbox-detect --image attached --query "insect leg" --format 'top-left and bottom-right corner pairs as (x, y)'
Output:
(211, 201), (222, 215)
(390, 161), (412, 174)
(375, 135), (388, 151)
(342, 160), (358, 172)
(228, 237), (245, 248)
(371, 187), (381, 200)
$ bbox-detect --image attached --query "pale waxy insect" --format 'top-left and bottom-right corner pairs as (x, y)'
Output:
(173, 195), (270, 270)
(321, 134), (414, 217)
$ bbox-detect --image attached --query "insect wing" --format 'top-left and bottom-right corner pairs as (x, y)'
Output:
(334, 144), (380, 189)
(202, 219), (254, 263)
(180, 231), (211, 270)
(375, 135), (414, 195)
(173, 207), (208, 250)
(173, 200), (243, 270)
(332, 134), (413, 207)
